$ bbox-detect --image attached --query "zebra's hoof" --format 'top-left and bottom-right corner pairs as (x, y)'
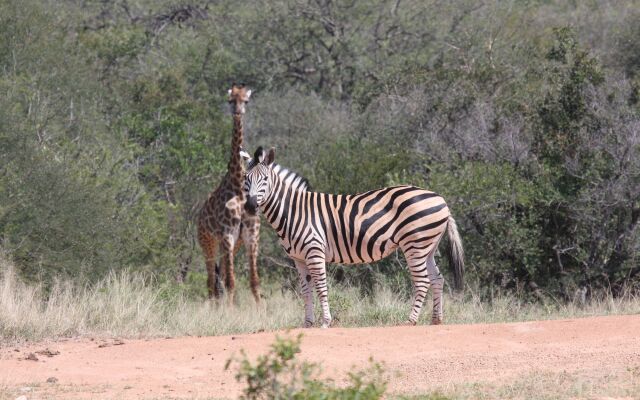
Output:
(431, 318), (443, 325)
(404, 320), (417, 326)
(303, 321), (314, 328)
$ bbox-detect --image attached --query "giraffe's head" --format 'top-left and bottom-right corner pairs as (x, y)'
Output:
(227, 83), (252, 115)
(244, 147), (275, 209)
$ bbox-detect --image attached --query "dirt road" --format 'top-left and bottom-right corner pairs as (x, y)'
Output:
(2, 315), (639, 399)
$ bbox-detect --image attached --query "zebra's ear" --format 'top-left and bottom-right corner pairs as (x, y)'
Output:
(264, 147), (276, 166)
(253, 146), (265, 164)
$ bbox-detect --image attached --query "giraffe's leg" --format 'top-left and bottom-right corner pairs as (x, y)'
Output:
(402, 247), (431, 325)
(426, 252), (445, 325)
(294, 260), (315, 327)
(246, 241), (260, 304)
(220, 233), (236, 305)
(214, 239), (242, 300)
(241, 218), (261, 304)
(198, 229), (219, 299)
(306, 254), (331, 328)
(214, 262), (223, 298)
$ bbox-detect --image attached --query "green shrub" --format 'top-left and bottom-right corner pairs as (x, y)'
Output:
(226, 334), (387, 400)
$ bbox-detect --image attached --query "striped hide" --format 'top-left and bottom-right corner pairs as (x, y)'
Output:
(245, 147), (464, 328)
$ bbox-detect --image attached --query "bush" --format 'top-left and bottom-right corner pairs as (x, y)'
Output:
(226, 334), (387, 400)
(0, 0), (638, 299)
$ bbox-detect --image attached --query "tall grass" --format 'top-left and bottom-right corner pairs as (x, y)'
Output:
(1, 256), (639, 343)
(0, 264), (301, 342)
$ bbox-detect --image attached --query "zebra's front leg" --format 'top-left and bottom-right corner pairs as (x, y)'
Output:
(294, 260), (315, 328)
(426, 254), (444, 325)
(307, 256), (331, 328)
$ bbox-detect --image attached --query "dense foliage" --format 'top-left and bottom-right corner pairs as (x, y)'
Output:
(1, 0), (638, 299)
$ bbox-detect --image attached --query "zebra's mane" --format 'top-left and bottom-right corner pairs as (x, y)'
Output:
(246, 159), (311, 192)
(272, 164), (312, 192)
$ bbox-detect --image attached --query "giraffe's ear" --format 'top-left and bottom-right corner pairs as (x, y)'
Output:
(264, 147), (276, 166)
(227, 89), (232, 96)
(246, 89), (252, 99)
(239, 148), (251, 161)
(253, 146), (265, 164)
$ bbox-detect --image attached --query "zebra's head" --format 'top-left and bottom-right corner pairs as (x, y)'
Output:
(244, 146), (276, 210)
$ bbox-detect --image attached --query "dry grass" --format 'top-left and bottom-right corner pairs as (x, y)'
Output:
(404, 367), (640, 399)
(0, 263), (301, 343)
(446, 285), (640, 324)
(1, 255), (639, 344)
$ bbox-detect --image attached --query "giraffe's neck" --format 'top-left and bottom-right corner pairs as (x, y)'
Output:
(227, 114), (245, 194)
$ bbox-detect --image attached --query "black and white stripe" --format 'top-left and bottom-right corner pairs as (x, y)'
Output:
(245, 148), (464, 327)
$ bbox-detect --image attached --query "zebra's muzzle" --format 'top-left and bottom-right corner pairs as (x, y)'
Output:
(245, 195), (258, 215)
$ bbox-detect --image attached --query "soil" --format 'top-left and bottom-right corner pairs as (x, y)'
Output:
(1, 315), (639, 399)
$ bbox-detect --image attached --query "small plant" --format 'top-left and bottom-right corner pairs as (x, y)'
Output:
(226, 334), (387, 399)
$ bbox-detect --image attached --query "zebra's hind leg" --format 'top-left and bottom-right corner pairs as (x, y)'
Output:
(295, 260), (315, 328)
(405, 255), (431, 325)
(426, 252), (445, 325)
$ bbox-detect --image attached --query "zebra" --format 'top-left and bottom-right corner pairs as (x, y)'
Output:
(244, 147), (464, 328)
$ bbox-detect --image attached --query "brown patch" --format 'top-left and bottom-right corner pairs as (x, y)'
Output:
(36, 349), (60, 357)
(98, 339), (125, 348)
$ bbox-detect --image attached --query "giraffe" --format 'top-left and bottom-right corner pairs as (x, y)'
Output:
(196, 84), (260, 304)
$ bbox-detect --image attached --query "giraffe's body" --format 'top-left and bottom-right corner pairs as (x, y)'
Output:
(197, 181), (261, 302)
(197, 85), (260, 303)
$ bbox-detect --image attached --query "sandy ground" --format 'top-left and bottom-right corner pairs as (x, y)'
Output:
(1, 315), (639, 399)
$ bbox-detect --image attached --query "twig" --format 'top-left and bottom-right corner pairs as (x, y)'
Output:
(262, 255), (296, 270)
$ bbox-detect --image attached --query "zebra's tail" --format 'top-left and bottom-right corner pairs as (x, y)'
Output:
(446, 215), (465, 292)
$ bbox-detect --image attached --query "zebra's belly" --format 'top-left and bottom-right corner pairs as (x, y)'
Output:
(326, 238), (399, 265)
(277, 237), (307, 262)
(279, 229), (401, 265)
